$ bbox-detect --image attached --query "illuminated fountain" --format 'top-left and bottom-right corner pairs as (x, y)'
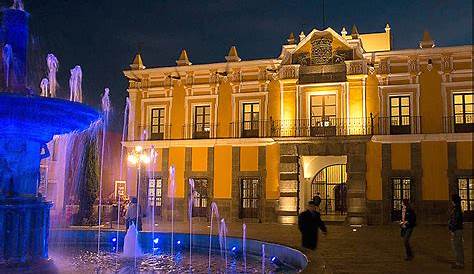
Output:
(0, 2), (100, 270)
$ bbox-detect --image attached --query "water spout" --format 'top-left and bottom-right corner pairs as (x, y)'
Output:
(261, 244), (265, 273)
(219, 218), (228, 270)
(169, 166), (176, 258)
(122, 223), (142, 258)
(69, 65), (82, 102)
(208, 202), (220, 271)
(3, 44), (12, 88)
(40, 78), (49, 97)
(46, 54), (58, 97)
(188, 178), (195, 268)
(11, 0), (24, 10)
(243, 223), (247, 272)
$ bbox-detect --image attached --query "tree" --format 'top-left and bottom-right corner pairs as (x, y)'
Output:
(76, 136), (99, 225)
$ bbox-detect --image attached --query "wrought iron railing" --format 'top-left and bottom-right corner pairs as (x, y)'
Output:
(136, 124), (172, 141)
(443, 115), (474, 133)
(182, 124), (218, 139)
(372, 116), (422, 135)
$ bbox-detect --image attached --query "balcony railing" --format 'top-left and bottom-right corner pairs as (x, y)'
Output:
(183, 124), (218, 139)
(372, 116), (422, 135)
(444, 115), (474, 133)
(130, 115), (473, 141)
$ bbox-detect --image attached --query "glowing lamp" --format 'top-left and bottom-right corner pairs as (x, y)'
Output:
(135, 146), (143, 152)
(127, 154), (137, 165)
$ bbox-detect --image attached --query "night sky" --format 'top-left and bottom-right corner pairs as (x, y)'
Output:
(2, 0), (472, 132)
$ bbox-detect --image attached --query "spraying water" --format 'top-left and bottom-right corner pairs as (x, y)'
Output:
(3, 44), (12, 88)
(150, 146), (157, 254)
(122, 223), (142, 257)
(188, 178), (195, 269)
(208, 202), (220, 271)
(46, 54), (58, 98)
(69, 65), (82, 102)
(169, 166), (176, 258)
(40, 78), (49, 97)
(11, 0), (24, 10)
(219, 218), (228, 271)
(243, 223), (247, 272)
(261, 244), (266, 273)
(97, 88), (110, 256)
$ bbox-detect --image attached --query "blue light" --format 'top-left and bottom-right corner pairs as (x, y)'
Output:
(177, 240), (181, 245)
(231, 246), (237, 252)
(153, 238), (159, 244)
(271, 256), (277, 263)
(112, 237), (117, 242)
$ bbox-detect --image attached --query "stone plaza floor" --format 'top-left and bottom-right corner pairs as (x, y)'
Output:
(133, 222), (472, 274)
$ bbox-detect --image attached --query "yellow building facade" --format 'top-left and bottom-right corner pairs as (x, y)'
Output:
(124, 25), (473, 225)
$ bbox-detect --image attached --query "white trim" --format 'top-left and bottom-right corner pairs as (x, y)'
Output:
(371, 133), (473, 143)
(122, 138), (276, 148)
(231, 91), (268, 97)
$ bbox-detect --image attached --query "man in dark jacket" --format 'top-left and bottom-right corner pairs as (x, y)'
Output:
(298, 200), (327, 251)
(400, 199), (416, 260)
(449, 194), (464, 269)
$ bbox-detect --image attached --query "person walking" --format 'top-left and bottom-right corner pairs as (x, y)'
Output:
(449, 194), (464, 269)
(400, 199), (416, 261)
(298, 200), (327, 251)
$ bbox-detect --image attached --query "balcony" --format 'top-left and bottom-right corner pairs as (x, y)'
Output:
(183, 124), (217, 139)
(138, 124), (171, 140)
(444, 115), (474, 133)
(372, 116), (421, 135)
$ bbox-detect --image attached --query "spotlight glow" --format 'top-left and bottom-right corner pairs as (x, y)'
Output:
(231, 246), (237, 252)
(153, 238), (159, 244)
(112, 237), (117, 242)
(177, 240), (181, 245)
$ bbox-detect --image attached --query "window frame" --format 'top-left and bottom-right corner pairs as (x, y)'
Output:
(389, 95), (411, 134)
(241, 102), (260, 137)
(147, 177), (163, 216)
(457, 176), (473, 212)
(240, 177), (260, 219)
(191, 178), (209, 217)
(192, 105), (211, 139)
(391, 177), (412, 221)
(452, 92), (473, 133)
(150, 107), (166, 140)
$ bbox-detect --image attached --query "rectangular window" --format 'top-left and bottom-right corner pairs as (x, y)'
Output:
(150, 108), (165, 140)
(147, 177), (162, 216)
(241, 103), (260, 137)
(453, 93), (473, 133)
(193, 105), (211, 139)
(310, 94), (336, 136)
(457, 177), (473, 212)
(240, 178), (259, 218)
(192, 178), (208, 217)
(389, 96), (411, 134)
(391, 177), (411, 221)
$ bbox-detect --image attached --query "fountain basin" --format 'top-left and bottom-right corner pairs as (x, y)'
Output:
(49, 230), (308, 273)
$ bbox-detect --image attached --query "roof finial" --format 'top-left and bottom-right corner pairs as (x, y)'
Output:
(287, 32), (296, 44)
(419, 30), (435, 49)
(176, 49), (192, 66)
(299, 31), (306, 42)
(130, 53), (145, 70)
(341, 27), (347, 37)
(351, 25), (359, 39)
(385, 23), (391, 32)
(225, 46), (241, 62)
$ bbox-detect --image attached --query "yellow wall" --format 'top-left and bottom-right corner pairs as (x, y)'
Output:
(240, 146), (259, 171)
(282, 81), (296, 121)
(366, 142), (382, 200)
(213, 146), (232, 198)
(348, 79), (363, 119)
(217, 82), (232, 138)
(419, 66), (443, 133)
(457, 142), (473, 170)
(168, 147), (185, 198)
(421, 141), (448, 200)
(192, 147), (208, 172)
(359, 32), (391, 52)
(391, 143), (411, 170)
(268, 80), (281, 121)
(170, 85), (185, 139)
(266, 144), (280, 199)
(154, 148), (162, 172)
(365, 74), (379, 117)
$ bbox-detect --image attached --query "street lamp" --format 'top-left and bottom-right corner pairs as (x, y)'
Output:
(127, 145), (151, 198)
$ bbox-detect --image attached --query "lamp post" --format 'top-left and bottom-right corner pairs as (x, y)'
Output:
(127, 145), (150, 206)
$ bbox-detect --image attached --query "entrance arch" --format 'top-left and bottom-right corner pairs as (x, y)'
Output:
(311, 164), (347, 215)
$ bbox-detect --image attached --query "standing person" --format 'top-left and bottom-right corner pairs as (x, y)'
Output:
(298, 200), (327, 251)
(400, 199), (416, 261)
(449, 194), (464, 269)
(125, 197), (142, 231)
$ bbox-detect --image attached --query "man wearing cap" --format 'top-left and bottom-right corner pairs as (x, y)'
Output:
(298, 199), (327, 251)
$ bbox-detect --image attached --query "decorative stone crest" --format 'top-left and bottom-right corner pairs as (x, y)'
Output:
(310, 36), (333, 65)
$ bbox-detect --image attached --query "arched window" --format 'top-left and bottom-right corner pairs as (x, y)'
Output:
(311, 164), (347, 215)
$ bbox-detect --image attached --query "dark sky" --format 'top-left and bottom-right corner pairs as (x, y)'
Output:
(2, 0), (472, 132)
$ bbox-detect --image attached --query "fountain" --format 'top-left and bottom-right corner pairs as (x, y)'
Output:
(0, 1), (100, 271)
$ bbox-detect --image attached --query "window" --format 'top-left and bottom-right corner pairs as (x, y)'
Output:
(241, 103), (260, 137)
(390, 96), (411, 134)
(453, 93), (473, 133)
(192, 178), (208, 217)
(310, 94), (336, 136)
(311, 164), (347, 215)
(240, 178), (260, 218)
(150, 108), (165, 140)
(458, 177), (473, 213)
(147, 177), (162, 216)
(391, 177), (411, 221)
(193, 105), (211, 139)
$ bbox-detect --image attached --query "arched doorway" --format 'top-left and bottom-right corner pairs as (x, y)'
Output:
(311, 164), (347, 215)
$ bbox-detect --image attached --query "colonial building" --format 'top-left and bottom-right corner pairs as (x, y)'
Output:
(123, 25), (473, 225)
